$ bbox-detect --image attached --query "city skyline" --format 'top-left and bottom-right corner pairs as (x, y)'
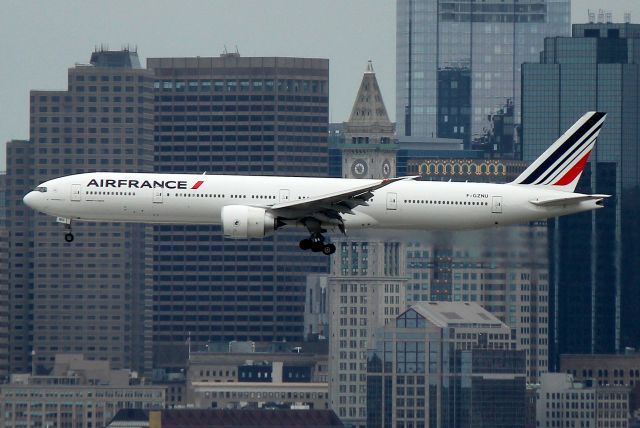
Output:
(1, 3), (640, 424)
(2, 0), (640, 167)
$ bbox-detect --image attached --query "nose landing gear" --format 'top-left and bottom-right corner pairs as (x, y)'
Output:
(57, 217), (74, 243)
(299, 233), (336, 255)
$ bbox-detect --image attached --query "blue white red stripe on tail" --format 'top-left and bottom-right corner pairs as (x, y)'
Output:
(512, 112), (606, 192)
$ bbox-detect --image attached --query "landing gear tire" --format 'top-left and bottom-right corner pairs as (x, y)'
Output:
(311, 241), (325, 253)
(322, 243), (336, 255)
(299, 239), (312, 250)
(62, 220), (74, 243)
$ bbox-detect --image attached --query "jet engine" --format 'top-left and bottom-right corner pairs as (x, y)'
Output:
(221, 205), (277, 239)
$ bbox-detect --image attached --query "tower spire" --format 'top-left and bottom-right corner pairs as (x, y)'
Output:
(366, 60), (374, 73)
(341, 60), (397, 179)
(347, 60), (391, 125)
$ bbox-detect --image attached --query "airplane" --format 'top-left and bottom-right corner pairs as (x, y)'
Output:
(23, 111), (608, 256)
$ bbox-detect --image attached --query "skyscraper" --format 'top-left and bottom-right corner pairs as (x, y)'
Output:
(522, 23), (640, 366)
(396, 0), (570, 153)
(0, 173), (8, 379)
(147, 55), (330, 359)
(6, 49), (154, 374)
(5, 139), (33, 373)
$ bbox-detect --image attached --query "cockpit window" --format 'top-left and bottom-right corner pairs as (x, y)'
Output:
(33, 186), (47, 193)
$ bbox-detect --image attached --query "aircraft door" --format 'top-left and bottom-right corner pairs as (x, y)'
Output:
(71, 184), (82, 202)
(153, 188), (163, 203)
(279, 189), (290, 203)
(491, 196), (503, 213)
(386, 192), (398, 210)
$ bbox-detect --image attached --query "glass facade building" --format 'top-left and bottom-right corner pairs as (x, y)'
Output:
(147, 56), (330, 360)
(522, 23), (640, 367)
(396, 0), (570, 154)
(366, 302), (526, 428)
(394, 157), (550, 382)
(403, 225), (549, 382)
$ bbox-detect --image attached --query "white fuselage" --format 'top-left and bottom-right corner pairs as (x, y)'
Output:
(24, 172), (601, 232)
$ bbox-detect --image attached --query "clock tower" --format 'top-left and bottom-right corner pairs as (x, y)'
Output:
(329, 62), (406, 428)
(341, 61), (396, 179)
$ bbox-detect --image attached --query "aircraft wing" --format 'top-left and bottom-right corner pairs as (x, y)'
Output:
(269, 176), (410, 232)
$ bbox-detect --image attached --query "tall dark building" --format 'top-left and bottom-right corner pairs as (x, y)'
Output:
(0, 173), (8, 379)
(5, 140), (33, 373)
(6, 50), (154, 373)
(396, 0), (570, 154)
(522, 23), (640, 367)
(147, 55), (330, 359)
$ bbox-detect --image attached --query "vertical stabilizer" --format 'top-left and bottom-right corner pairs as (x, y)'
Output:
(512, 112), (606, 192)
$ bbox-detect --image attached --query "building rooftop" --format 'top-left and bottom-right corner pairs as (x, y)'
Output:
(573, 22), (640, 38)
(411, 301), (506, 329)
(561, 353), (640, 360)
(9, 353), (135, 386)
(90, 48), (141, 69)
(146, 56), (328, 73)
(108, 409), (150, 428)
(109, 409), (344, 428)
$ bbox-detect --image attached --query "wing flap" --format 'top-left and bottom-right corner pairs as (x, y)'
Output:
(269, 177), (406, 214)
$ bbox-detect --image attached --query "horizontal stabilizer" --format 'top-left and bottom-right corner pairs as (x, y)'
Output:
(529, 194), (609, 207)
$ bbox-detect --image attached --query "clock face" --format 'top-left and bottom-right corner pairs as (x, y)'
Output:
(382, 160), (392, 178)
(351, 159), (368, 178)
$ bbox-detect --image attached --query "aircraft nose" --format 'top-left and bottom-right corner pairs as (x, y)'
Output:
(23, 191), (41, 210)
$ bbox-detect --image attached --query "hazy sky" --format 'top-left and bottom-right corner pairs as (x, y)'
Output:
(1, 0), (639, 168)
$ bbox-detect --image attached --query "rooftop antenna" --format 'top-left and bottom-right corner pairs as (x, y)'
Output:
(588, 9), (596, 24)
(220, 45), (240, 58)
(624, 12), (631, 23)
(597, 9), (605, 23)
(605, 11), (613, 23)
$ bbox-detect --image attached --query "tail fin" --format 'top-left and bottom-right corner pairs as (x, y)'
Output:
(512, 111), (606, 192)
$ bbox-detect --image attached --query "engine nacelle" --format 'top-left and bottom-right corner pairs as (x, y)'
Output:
(221, 205), (277, 239)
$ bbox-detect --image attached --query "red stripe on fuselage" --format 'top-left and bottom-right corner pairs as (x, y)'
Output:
(191, 180), (204, 189)
(554, 150), (591, 186)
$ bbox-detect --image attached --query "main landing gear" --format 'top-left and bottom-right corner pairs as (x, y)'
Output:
(299, 233), (336, 255)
